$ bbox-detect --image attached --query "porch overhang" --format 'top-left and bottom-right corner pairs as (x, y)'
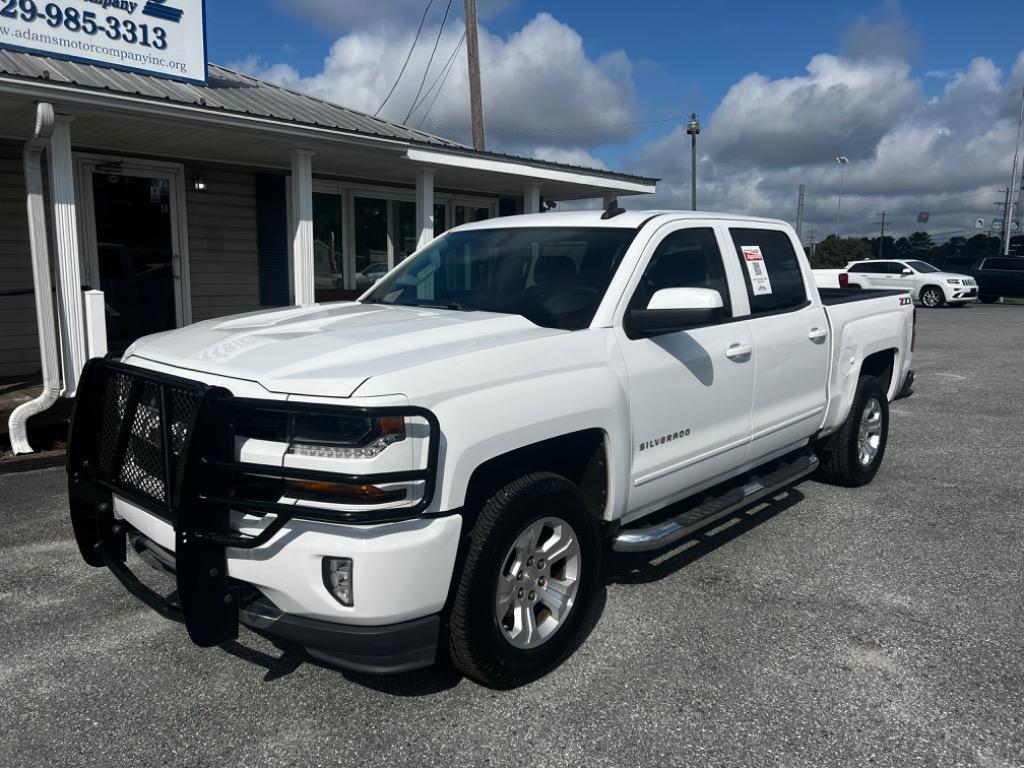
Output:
(0, 75), (657, 202)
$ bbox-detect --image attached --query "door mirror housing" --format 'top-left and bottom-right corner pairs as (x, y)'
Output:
(628, 287), (725, 338)
(901, 268), (913, 275)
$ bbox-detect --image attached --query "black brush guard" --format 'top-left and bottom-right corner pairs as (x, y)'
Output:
(67, 358), (440, 647)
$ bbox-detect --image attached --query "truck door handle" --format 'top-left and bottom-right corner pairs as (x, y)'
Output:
(725, 342), (752, 360)
(808, 327), (828, 342)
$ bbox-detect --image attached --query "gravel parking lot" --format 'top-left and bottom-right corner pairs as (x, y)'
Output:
(2, 303), (1022, 768)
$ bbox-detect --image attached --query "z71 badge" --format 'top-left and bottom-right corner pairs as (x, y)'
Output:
(899, 295), (912, 306)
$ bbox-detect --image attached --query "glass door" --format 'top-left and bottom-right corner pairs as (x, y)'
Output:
(86, 168), (183, 352)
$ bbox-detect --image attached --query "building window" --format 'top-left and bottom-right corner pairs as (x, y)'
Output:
(454, 204), (490, 226)
(354, 196), (389, 281)
(393, 200), (418, 264)
(313, 192), (344, 301)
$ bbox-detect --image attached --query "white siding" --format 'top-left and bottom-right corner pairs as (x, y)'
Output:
(0, 141), (40, 378)
(185, 165), (261, 322)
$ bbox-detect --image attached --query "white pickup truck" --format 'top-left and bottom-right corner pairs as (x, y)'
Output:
(67, 209), (915, 688)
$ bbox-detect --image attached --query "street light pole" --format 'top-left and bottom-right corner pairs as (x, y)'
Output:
(835, 155), (849, 238)
(687, 113), (700, 211)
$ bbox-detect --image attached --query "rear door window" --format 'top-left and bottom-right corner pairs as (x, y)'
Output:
(729, 228), (807, 314)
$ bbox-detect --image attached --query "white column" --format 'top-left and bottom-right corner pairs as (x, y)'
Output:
(415, 167), (435, 250)
(47, 114), (87, 397)
(524, 182), (542, 214)
(290, 149), (315, 306)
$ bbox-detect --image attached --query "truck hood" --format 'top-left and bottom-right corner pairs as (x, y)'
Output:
(128, 302), (565, 397)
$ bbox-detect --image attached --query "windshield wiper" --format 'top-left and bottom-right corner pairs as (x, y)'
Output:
(412, 302), (471, 311)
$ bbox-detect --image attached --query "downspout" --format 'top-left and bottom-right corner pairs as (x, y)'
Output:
(8, 102), (60, 454)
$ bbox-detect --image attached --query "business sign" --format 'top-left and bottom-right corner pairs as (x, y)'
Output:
(0, 0), (206, 84)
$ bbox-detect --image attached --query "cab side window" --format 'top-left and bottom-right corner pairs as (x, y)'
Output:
(729, 228), (808, 314)
(628, 227), (732, 318)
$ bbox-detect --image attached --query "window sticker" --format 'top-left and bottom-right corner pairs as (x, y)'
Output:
(741, 245), (773, 295)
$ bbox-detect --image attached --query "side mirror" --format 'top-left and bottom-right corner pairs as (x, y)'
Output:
(628, 287), (725, 338)
(901, 268), (913, 275)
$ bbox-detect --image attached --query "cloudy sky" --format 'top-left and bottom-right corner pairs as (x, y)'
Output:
(210, 0), (1024, 240)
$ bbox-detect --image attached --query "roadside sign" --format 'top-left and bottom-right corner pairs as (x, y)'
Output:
(975, 218), (986, 229)
(992, 218), (1003, 231)
(0, 0), (208, 84)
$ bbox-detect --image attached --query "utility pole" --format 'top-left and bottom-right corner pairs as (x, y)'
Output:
(1004, 84), (1024, 255)
(875, 211), (888, 258)
(795, 184), (805, 242)
(835, 155), (849, 238)
(463, 0), (486, 151)
(807, 226), (818, 262)
(687, 113), (701, 211)
(996, 187), (1012, 254)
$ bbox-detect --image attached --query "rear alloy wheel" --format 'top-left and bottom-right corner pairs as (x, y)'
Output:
(816, 375), (889, 487)
(920, 286), (945, 308)
(448, 472), (600, 688)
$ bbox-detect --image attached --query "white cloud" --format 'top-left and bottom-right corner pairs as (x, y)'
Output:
(234, 13), (637, 152)
(530, 146), (607, 170)
(635, 49), (1024, 239)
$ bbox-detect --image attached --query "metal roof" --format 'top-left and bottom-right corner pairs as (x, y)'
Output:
(0, 48), (658, 187)
(0, 49), (463, 148)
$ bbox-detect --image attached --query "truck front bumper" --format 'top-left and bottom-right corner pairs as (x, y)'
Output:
(100, 525), (447, 674)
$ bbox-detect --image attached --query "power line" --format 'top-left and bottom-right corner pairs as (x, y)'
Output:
(407, 29), (465, 122)
(405, 0), (453, 123)
(373, 0), (434, 117)
(423, 114), (693, 135)
(416, 32), (466, 127)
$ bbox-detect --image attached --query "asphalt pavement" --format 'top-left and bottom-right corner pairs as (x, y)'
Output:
(1, 302), (1022, 768)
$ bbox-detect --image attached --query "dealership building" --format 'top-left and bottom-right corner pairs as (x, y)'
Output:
(0, 29), (656, 447)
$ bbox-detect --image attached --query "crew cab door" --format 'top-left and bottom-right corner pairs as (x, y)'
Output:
(724, 226), (830, 461)
(615, 223), (755, 519)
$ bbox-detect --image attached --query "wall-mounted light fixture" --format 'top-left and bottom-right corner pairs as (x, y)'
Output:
(192, 175), (208, 192)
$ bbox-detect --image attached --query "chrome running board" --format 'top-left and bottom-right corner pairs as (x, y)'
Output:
(612, 449), (818, 553)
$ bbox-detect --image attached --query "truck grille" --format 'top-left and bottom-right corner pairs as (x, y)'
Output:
(83, 364), (207, 515)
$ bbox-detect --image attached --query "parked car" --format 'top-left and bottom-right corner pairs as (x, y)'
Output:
(67, 210), (915, 688)
(826, 259), (977, 308)
(937, 255), (1024, 303)
(355, 261), (389, 291)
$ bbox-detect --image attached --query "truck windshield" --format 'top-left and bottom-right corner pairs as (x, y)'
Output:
(362, 227), (637, 330)
(906, 260), (940, 273)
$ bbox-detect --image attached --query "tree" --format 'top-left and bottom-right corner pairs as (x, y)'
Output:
(964, 234), (1000, 255)
(811, 235), (872, 268)
(868, 236), (896, 259)
(893, 237), (912, 259)
(907, 231), (935, 253)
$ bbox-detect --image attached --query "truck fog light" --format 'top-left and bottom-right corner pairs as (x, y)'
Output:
(323, 557), (354, 606)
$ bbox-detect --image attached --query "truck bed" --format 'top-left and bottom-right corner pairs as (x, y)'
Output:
(819, 288), (908, 306)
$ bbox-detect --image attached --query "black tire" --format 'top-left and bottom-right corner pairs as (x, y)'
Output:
(919, 285), (945, 308)
(816, 375), (889, 487)
(979, 295), (1000, 304)
(448, 472), (601, 688)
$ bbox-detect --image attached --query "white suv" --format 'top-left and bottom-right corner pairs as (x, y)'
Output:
(845, 259), (978, 307)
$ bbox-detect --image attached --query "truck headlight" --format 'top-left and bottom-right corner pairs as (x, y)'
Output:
(323, 557), (353, 606)
(946, 278), (960, 284)
(236, 410), (407, 458)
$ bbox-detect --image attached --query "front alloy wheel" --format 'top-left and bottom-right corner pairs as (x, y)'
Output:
(448, 472), (600, 688)
(495, 517), (581, 649)
(920, 286), (944, 308)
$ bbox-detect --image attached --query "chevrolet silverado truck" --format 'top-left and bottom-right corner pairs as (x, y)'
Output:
(67, 209), (915, 688)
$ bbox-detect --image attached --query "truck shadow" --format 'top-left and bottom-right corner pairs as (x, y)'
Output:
(607, 488), (805, 586)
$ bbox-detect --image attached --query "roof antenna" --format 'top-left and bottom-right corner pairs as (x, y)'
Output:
(601, 197), (626, 220)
